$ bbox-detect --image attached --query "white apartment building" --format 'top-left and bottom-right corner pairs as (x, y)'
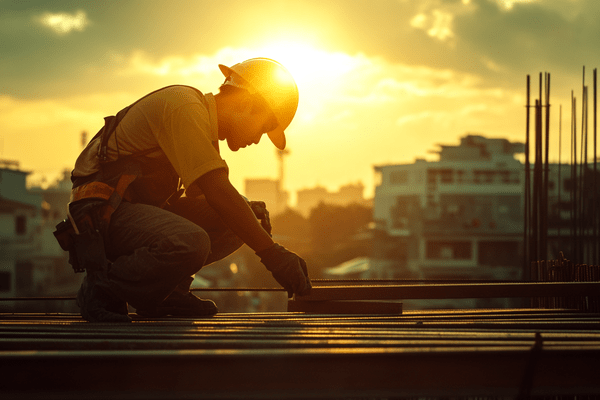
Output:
(373, 135), (528, 289)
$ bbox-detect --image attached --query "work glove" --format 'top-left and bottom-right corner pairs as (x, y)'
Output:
(256, 243), (312, 297)
(249, 201), (272, 236)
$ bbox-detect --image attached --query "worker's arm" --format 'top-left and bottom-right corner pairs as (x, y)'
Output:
(194, 168), (273, 252)
(193, 168), (311, 296)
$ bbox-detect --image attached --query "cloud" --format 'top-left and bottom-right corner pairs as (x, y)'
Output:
(115, 48), (250, 79)
(411, 9), (455, 42)
(36, 10), (89, 35)
(495, 0), (540, 11)
(460, 0), (600, 68)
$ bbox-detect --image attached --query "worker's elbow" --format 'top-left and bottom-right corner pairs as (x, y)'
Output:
(194, 168), (229, 194)
(195, 169), (236, 205)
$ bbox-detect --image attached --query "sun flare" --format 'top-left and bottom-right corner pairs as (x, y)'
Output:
(253, 41), (358, 91)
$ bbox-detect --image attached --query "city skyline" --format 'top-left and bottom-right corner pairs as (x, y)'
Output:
(1, 0), (599, 198)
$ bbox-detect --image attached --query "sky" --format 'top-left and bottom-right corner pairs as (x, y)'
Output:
(1, 0), (599, 202)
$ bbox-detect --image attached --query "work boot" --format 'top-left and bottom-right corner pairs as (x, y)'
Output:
(77, 274), (131, 323)
(136, 291), (218, 318)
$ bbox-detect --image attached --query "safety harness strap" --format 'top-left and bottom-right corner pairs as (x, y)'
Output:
(70, 181), (114, 203)
(70, 173), (137, 224)
(101, 173), (137, 222)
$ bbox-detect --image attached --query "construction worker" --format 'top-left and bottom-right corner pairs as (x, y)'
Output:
(59, 58), (312, 322)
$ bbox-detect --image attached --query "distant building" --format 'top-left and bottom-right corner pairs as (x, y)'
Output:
(1, 163), (79, 311)
(373, 134), (527, 308)
(244, 178), (289, 216)
(0, 161), (42, 303)
(296, 182), (368, 217)
(28, 170), (81, 303)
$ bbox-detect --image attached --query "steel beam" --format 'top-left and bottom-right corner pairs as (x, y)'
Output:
(296, 281), (600, 301)
(1, 310), (600, 398)
(1, 347), (600, 399)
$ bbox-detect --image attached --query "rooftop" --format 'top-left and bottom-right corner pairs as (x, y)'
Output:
(2, 281), (600, 399)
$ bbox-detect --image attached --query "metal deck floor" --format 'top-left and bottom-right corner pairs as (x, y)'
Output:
(1, 308), (600, 399)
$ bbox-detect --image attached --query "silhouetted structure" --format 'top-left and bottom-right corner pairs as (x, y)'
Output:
(525, 69), (599, 271)
(373, 135), (525, 307)
(296, 183), (367, 217)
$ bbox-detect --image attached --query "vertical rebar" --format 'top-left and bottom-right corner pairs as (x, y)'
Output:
(533, 95), (542, 263)
(579, 68), (587, 263)
(558, 104), (562, 243)
(594, 68), (598, 265)
(582, 84), (588, 262)
(543, 72), (551, 260)
(525, 75), (531, 278)
(571, 91), (577, 261)
(532, 98), (539, 264)
(525, 68), (599, 267)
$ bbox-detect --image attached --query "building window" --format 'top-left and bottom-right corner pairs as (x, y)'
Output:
(427, 169), (453, 184)
(446, 204), (461, 216)
(484, 171), (494, 183)
(439, 169), (453, 184)
(474, 170), (495, 184)
(427, 169), (437, 184)
(389, 171), (408, 185)
(497, 196), (521, 220)
(426, 241), (472, 260)
(15, 215), (27, 235)
(0, 272), (10, 292)
(391, 196), (417, 228)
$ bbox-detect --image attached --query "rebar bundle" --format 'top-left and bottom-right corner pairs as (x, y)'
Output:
(525, 68), (599, 271)
(531, 252), (600, 312)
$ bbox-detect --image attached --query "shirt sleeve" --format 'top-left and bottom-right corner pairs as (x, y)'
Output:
(158, 102), (227, 190)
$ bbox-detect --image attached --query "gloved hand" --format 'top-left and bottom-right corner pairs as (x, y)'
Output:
(249, 201), (272, 236)
(256, 243), (312, 297)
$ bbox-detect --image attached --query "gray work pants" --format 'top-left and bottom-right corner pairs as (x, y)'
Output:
(75, 197), (243, 310)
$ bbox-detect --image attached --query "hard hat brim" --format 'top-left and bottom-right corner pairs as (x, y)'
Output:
(218, 64), (233, 78)
(267, 125), (286, 150)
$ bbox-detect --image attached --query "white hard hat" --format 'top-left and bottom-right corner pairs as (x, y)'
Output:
(219, 58), (299, 150)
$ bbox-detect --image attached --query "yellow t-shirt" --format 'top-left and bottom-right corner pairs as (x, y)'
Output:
(73, 86), (227, 194)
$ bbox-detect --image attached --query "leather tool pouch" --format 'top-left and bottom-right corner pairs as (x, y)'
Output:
(53, 219), (84, 273)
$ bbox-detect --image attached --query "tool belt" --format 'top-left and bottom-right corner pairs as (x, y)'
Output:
(54, 170), (183, 273)
(53, 172), (138, 273)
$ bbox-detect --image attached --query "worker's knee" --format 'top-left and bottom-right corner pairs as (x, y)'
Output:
(174, 228), (211, 275)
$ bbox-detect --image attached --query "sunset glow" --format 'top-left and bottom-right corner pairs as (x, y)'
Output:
(1, 0), (598, 200)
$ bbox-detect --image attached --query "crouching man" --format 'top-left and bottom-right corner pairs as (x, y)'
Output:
(56, 58), (311, 322)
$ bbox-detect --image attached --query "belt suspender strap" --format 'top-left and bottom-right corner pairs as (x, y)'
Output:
(70, 181), (115, 203)
(70, 173), (137, 225)
(101, 173), (137, 222)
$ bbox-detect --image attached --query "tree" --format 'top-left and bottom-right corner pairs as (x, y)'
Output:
(306, 202), (373, 276)
(271, 208), (310, 242)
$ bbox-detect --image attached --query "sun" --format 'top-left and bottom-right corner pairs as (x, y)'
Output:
(254, 41), (334, 90)
(252, 40), (367, 96)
